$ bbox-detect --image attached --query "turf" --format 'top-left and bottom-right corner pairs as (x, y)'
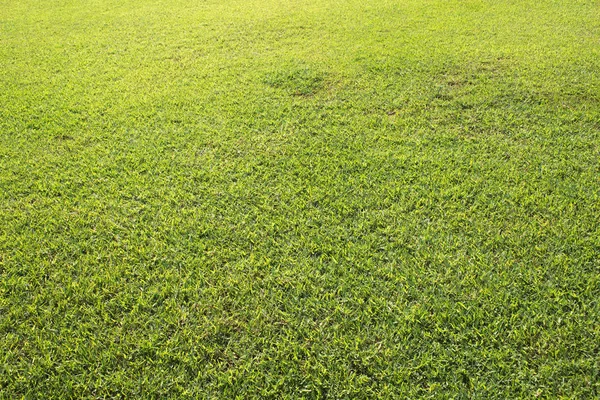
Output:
(1, 0), (599, 398)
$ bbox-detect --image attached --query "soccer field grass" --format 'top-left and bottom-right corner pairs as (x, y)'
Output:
(1, 0), (599, 397)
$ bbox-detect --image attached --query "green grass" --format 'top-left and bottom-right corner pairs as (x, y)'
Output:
(1, 0), (599, 398)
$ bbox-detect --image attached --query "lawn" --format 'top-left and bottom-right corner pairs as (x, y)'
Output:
(1, 0), (599, 398)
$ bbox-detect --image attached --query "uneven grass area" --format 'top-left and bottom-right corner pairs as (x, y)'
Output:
(1, 0), (599, 398)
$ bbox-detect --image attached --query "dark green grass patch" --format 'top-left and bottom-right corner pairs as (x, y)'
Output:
(264, 64), (329, 97)
(1, 0), (599, 398)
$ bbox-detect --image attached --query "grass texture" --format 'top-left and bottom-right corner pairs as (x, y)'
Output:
(1, 0), (599, 398)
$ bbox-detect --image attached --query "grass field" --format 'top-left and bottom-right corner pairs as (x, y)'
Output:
(1, 0), (599, 398)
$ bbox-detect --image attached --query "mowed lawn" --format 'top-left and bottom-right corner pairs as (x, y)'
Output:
(1, 0), (599, 398)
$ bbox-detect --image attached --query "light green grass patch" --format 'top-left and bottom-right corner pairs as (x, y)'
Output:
(1, 0), (599, 398)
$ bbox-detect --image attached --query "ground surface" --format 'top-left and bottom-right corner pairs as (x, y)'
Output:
(1, 0), (599, 398)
